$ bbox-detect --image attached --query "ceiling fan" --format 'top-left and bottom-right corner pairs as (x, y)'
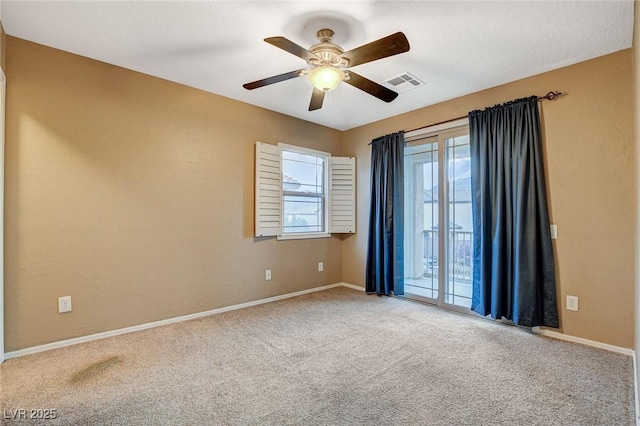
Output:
(243, 29), (410, 111)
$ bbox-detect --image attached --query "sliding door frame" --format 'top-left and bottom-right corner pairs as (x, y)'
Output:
(402, 119), (471, 315)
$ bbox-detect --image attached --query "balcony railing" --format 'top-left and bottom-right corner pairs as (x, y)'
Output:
(423, 230), (473, 282)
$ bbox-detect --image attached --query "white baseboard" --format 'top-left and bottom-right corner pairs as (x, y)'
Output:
(633, 351), (639, 425)
(4, 282), (360, 360)
(338, 282), (365, 292)
(531, 327), (634, 356)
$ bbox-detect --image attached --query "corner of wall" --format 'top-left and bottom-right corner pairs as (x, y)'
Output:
(0, 20), (6, 72)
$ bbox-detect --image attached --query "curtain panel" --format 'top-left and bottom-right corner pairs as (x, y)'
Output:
(366, 131), (405, 296)
(469, 97), (559, 328)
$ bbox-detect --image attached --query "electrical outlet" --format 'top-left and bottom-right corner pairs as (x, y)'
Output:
(318, 262), (324, 272)
(550, 224), (558, 240)
(58, 296), (72, 313)
(566, 295), (579, 312)
(265, 269), (272, 281)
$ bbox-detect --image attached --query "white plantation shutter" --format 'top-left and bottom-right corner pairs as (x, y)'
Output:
(329, 157), (356, 233)
(256, 143), (356, 237)
(255, 142), (282, 237)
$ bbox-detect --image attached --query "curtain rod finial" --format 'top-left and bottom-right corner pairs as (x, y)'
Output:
(540, 91), (565, 101)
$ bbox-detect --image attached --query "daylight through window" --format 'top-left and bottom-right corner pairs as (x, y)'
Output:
(281, 149), (327, 234)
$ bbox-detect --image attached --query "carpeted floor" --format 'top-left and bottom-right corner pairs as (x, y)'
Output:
(1, 287), (635, 425)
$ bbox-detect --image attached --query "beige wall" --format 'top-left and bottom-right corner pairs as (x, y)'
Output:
(5, 37), (343, 351)
(5, 35), (636, 352)
(342, 50), (635, 348)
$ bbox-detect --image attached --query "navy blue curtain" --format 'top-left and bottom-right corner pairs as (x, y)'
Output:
(469, 97), (558, 328)
(366, 131), (405, 296)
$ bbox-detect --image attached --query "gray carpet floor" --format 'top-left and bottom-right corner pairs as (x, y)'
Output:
(1, 287), (635, 425)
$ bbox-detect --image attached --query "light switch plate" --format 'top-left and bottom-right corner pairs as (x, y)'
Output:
(550, 224), (558, 240)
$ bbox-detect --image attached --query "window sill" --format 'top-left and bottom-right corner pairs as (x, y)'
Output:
(277, 232), (332, 241)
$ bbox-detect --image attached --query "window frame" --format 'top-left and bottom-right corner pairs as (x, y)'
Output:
(277, 143), (331, 240)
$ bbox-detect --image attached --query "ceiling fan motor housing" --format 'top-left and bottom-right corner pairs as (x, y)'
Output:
(308, 29), (347, 67)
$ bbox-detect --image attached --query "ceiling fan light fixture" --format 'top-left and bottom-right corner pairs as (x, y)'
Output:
(308, 65), (344, 92)
(244, 30), (410, 111)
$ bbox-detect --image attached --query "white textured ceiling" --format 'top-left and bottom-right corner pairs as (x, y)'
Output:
(1, 1), (634, 131)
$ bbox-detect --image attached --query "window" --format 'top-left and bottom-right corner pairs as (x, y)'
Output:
(281, 146), (328, 234)
(255, 142), (355, 239)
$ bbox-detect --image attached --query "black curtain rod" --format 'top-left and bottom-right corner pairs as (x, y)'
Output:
(370, 91), (566, 141)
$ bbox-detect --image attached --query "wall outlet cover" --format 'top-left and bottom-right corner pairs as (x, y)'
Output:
(58, 296), (72, 313)
(566, 295), (579, 311)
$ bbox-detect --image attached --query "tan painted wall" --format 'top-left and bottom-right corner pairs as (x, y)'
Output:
(5, 37), (343, 351)
(342, 50), (635, 348)
(5, 35), (635, 351)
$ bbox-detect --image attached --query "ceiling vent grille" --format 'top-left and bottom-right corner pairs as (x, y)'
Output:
(382, 72), (424, 93)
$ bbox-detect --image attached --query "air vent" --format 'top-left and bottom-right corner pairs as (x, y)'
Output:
(382, 72), (424, 93)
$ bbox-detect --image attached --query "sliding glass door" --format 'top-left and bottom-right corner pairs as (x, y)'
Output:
(403, 126), (473, 311)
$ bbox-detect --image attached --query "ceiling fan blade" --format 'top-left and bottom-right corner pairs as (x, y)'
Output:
(243, 69), (304, 90)
(264, 36), (321, 63)
(344, 71), (398, 103)
(341, 32), (410, 68)
(309, 88), (325, 111)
